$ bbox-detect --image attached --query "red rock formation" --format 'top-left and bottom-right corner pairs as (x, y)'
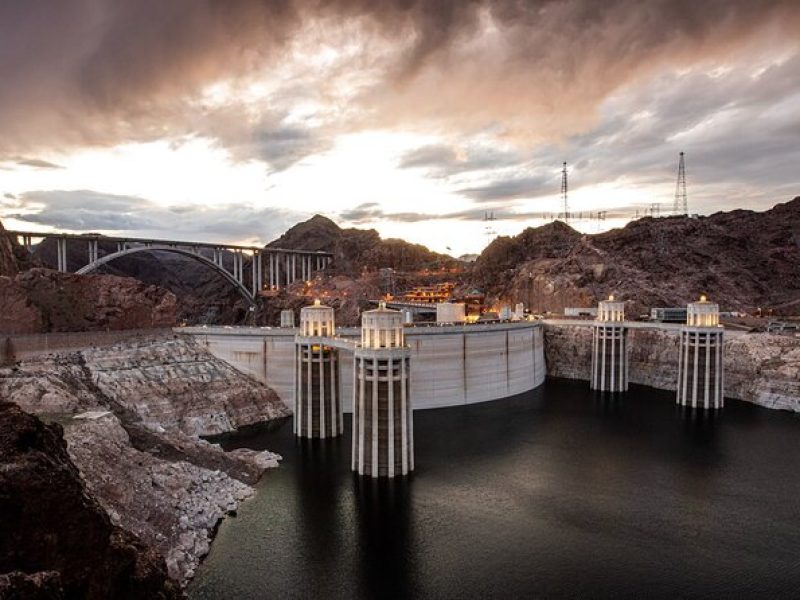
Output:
(470, 197), (800, 316)
(0, 402), (180, 599)
(0, 268), (176, 334)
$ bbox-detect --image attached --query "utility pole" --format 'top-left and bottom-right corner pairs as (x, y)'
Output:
(560, 162), (569, 223)
(674, 151), (688, 216)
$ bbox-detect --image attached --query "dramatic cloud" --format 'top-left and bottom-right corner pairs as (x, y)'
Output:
(7, 190), (306, 244)
(2, 1), (799, 158)
(1, 1), (799, 254)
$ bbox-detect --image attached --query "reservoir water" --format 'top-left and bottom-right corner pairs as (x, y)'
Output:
(190, 379), (800, 599)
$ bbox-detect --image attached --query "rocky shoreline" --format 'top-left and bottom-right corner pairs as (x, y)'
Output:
(0, 334), (290, 589)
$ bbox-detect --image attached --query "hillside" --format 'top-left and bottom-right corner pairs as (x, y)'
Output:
(470, 197), (800, 316)
(266, 214), (458, 275)
(0, 225), (178, 333)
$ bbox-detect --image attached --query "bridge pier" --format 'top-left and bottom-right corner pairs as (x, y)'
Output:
(56, 237), (68, 272)
(87, 239), (99, 264)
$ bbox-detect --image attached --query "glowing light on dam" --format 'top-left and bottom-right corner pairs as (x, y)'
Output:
(591, 295), (628, 393)
(677, 296), (724, 409)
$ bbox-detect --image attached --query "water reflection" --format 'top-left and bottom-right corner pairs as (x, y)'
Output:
(193, 379), (800, 599)
(678, 404), (720, 445)
(353, 476), (416, 599)
(592, 390), (625, 416)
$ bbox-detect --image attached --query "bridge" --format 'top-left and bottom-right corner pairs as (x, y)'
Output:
(8, 231), (333, 304)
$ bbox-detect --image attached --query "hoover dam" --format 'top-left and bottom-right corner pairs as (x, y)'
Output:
(179, 321), (547, 411)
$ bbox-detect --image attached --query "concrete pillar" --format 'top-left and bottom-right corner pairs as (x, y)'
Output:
(677, 297), (724, 409)
(294, 300), (341, 439)
(285, 254), (290, 287)
(256, 252), (263, 292)
(270, 253), (275, 289)
(56, 237), (68, 272)
(87, 239), (99, 265)
(352, 302), (413, 478)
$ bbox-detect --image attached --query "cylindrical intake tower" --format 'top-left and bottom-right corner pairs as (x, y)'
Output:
(591, 295), (628, 392)
(677, 296), (724, 409)
(294, 300), (342, 438)
(352, 302), (413, 478)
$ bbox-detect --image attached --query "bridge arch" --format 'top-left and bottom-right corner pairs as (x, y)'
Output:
(75, 245), (255, 306)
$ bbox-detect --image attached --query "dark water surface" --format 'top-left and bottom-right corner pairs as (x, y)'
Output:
(190, 379), (800, 599)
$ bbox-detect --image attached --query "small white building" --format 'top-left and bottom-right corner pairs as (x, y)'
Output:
(280, 309), (295, 328)
(436, 302), (466, 324)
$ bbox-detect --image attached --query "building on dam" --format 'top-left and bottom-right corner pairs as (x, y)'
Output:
(351, 302), (414, 478)
(676, 295), (724, 409)
(294, 300), (342, 438)
(590, 295), (628, 393)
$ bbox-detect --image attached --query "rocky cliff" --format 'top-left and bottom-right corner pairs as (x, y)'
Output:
(267, 214), (458, 275)
(472, 197), (800, 316)
(544, 324), (800, 411)
(0, 402), (180, 599)
(0, 335), (290, 585)
(0, 267), (177, 334)
(0, 220), (18, 277)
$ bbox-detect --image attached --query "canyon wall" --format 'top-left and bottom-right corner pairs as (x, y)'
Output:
(0, 402), (180, 600)
(0, 334), (290, 586)
(544, 324), (800, 411)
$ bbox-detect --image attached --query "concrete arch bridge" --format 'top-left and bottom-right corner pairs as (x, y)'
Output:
(8, 231), (333, 304)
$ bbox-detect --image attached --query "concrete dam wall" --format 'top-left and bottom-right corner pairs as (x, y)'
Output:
(178, 322), (546, 412)
(543, 322), (800, 412)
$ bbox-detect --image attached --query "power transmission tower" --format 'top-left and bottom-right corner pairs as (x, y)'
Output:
(560, 162), (569, 222)
(484, 211), (496, 245)
(674, 151), (688, 216)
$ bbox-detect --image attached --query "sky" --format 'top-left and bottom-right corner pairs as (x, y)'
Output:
(1, 0), (799, 256)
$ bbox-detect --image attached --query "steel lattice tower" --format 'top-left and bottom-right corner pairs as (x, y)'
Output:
(674, 152), (688, 216)
(561, 162), (569, 222)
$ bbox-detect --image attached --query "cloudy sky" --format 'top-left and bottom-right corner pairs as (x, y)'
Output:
(1, 0), (799, 255)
